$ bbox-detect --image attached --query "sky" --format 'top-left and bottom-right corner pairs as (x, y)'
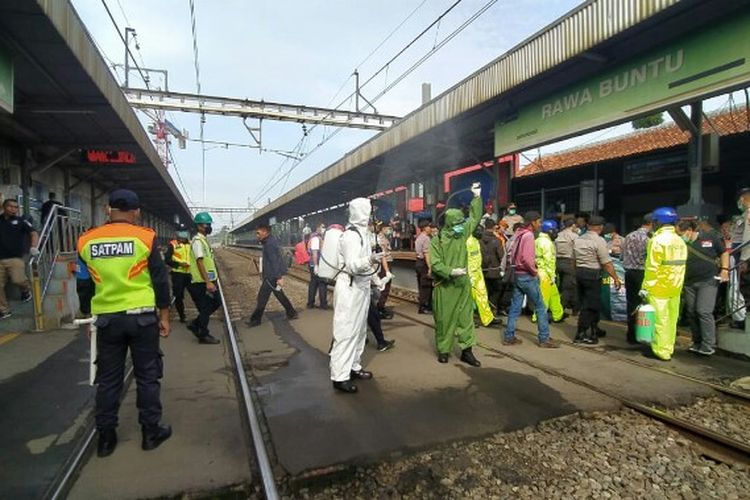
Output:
(71, 0), (583, 227)
(70, 0), (749, 228)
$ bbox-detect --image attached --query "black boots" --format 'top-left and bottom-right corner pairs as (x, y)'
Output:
(333, 380), (358, 393)
(198, 333), (221, 344)
(460, 348), (481, 367)
(142, 424), (172, 451)
(574, 329), (586, 343)
(437, 353), (449, 363)
(97, 429), (117, 457)
(350, 369), (373, 380)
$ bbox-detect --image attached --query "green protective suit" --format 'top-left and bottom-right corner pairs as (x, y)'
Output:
(642, 225), (687, 360)
(430, 196), (483, 354)
(467, 235), (494, 326)
(532, 233), (565, 322)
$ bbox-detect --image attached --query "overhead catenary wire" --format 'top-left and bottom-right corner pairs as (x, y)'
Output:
(187, 0), (207, 205)
(253, 0), (499, 205)
(100, 0), (151, 90)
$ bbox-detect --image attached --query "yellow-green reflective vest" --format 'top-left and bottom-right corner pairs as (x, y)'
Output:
(189, 233), (217, 283)
(643, 226), (687, 298)
(170, 239), (191, 274)
(535, 233), (557, 280)
(77, 223), (157, 314)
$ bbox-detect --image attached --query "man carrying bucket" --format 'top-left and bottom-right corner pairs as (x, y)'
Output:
(640, 207), (687, 361)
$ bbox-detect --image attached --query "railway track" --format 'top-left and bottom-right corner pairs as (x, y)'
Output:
(44, 267), (280, 500)
(224, 245), (750, 466)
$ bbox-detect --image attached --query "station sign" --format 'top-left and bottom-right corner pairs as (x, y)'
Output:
(0, 47), (13, 114)
(495, 11), (750, 156)
(83, 150), (136, 164)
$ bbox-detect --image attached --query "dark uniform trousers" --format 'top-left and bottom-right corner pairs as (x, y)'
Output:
(250, 278), (296, 321)
(557, 257), (578, 312)
(576, 268), (602, 331)
(415, 258), (432, 310)
(307, 267), (328, 307)
(377, 266), (392, 311)
(367, 289), (387, 345)
(95, 313), (162, 430)
(484, 276), (503, 312)
(624, 269), (645, 342)
(188, 282), (223, 335)
(171, 272), (191, 319)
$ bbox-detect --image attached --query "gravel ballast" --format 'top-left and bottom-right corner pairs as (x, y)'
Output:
(296, 410), (750, 500)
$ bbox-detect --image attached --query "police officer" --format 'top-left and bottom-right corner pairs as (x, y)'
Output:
(164, 226), (192, 323)
(187, 212), (222, 344)
(76, 189), (171, 457)
(573, 215), (622, 344)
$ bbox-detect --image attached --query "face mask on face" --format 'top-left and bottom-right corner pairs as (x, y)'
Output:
(452, 225), (465, 236)
(681, 234), (691, 243)
(604, 234), (612, 241)
(205, 224), (213, 235)
(739, 200), (747, 212)
(508, 209), (516, 216)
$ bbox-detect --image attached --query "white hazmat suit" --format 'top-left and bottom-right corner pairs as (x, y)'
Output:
(330, 198), (381, 382)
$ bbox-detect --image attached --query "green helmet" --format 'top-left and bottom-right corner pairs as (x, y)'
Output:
(194, 212), (213, 224)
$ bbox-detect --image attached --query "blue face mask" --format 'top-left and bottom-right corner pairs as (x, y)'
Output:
(452, 225), (465, 236)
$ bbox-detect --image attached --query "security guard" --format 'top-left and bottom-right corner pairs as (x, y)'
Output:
(187, 212), (222, 344)
(533, 219), (566, 323)
(165, 226), (192, 323)
(641, 207), (687, 361)
(77, 189), (171, 458)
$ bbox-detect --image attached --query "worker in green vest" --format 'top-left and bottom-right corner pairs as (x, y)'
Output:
(187, 212), (222, 344)
(641, 207), (687, 361)
(77, 189), (172, 458)
(164, 226), (192, 323)
(533, 219), (566, 323)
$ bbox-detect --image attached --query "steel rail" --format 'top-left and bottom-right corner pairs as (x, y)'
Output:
(216, 276), (279, 500)
(222, 245), (750, 464)
(47, 366), (134, 500)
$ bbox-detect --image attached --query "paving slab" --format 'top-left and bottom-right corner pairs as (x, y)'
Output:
(68, 323), (251, 500)
(0, 328), (93, 499)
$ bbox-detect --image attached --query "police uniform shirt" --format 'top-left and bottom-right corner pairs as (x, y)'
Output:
(555, 227), (578, 259)
(0, 215), (34, 259)
(574, 231), (611, 270)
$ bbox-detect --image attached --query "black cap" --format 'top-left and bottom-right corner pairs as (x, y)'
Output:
(109, 189), (140, 211)
(523, 211), (541, 223)
(589, 215), (606, 226)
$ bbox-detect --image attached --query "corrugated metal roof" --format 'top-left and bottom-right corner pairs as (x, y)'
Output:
(246, 0), (682, 226)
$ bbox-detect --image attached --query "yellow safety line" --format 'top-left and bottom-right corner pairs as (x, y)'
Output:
(0, 332), (20, 346)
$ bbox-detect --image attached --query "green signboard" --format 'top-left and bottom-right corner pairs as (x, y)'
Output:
(495, 11), (750, 156)
(0, 47), (12, 114)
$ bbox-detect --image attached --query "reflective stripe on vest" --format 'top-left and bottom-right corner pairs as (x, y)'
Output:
(170, 239), (191, 274)
(189, 233), (217, 283)
(77, 223), (156, 314)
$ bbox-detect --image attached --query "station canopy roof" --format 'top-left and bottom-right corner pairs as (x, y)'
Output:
(235, 0), (747, 233)
(0, 0), (191, 222)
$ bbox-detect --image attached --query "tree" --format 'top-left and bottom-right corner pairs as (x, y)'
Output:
(632, 112), (664, 129)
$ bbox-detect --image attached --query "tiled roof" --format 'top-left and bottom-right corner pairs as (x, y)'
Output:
(517, 108), (750, 178)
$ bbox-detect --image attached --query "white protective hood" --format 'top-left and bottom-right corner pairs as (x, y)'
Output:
(348, 198), (371, 228)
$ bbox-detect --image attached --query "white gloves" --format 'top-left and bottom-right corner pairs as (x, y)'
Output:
(370, 252), (386, 263)
(450, 268), (468, 277)
(471, 182), (481, 198)
(29, 247), (40, 257)
(378, 273), (392, 291)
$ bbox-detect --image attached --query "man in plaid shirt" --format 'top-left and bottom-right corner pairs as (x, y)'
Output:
(621, 215), (653, 343)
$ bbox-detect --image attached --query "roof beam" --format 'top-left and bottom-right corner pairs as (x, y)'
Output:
(124, 88), (400, 131)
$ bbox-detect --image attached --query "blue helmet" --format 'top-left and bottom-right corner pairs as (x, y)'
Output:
(652, 207), (679, 224)
(541, 219), (558, 233)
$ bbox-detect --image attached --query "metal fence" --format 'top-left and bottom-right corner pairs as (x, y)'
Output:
(29, 204), (85, 330)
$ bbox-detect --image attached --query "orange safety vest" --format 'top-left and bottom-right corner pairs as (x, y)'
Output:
(170, 239), (191, 274)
